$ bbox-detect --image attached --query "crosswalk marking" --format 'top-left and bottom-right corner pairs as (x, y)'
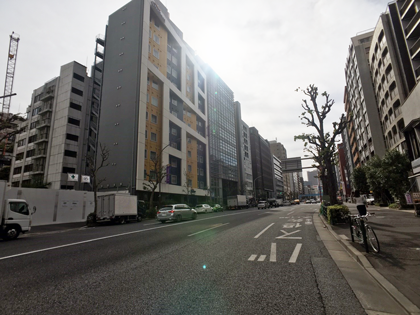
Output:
(248, 254), (257, 261)
(289, 244), (302, 263)
(258, 255), (266, 262)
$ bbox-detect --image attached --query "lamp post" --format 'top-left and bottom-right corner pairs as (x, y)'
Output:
(253, 175), (262, 202)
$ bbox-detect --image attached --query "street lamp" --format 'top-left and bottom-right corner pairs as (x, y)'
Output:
(253, 175), (262, 201)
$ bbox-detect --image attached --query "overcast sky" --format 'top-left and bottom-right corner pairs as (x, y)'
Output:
(1, 0), (390, 175)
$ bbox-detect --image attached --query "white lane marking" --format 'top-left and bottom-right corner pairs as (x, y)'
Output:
(305, 219), (313, 225)
(289, 243), (302, 263)
(188, 223), (229, 236)
(258, 255), (266, 262)
(270, 243), (276, 262)
(276, 230), (302, 239)
(283, 223), (295, 228)
(144, 223), (161, 226)
(1, 210), (261, 261)
(295, 223), (302, 228)
(248, 254), (257, 261)
(254, 223), (275, 238)
(288, 211), (294, 215)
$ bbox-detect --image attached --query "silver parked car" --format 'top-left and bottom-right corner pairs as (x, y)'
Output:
(257, 201), (268, 209)
(195, 204), (213, 213)
(157, 204), (197, 223)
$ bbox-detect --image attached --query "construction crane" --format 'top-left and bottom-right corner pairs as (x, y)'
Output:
(2, 32), (20, 119)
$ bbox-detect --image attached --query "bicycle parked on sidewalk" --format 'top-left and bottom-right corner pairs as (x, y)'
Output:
(349, 212), (380, 253)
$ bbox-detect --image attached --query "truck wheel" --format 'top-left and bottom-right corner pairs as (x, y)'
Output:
(3, 226), (20, 240)
(137, 215), (143, 222)
(119, 217), (126, 224)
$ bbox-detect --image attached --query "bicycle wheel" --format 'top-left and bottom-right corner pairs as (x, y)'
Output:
(366, 225), (380, 253)
(349, 218), (355, 242)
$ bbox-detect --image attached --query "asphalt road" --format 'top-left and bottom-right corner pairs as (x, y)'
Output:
(1, 204), (365, 315)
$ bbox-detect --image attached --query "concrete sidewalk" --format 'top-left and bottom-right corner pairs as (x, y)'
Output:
(315, 203), (420, 315)
(30, 222), (87, 235)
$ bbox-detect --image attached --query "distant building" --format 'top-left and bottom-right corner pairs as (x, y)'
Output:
(10, 61), (92, 189)
(250, 127), (274, 199)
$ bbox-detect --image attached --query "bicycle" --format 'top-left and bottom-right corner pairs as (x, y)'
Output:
(349, 212), (380, 253)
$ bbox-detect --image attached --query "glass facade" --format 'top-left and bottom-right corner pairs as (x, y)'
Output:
(206, 68), (238, 204)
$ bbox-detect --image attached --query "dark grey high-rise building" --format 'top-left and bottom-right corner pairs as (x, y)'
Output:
(250, 127), (274, 199)
(204, 65), (238, 205)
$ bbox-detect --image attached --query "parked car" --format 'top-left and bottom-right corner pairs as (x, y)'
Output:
(283, 200), (291, 206)
(294, 199), (300, 205)
(257, 201), (268, 209)
(366, 195), (375, 205)
(212, 204), (223, 212)
(305, 200), (311, 204)
(195, 204), (213, 213)
(157, 204), (197, 223)
(310, 199), (317, 204)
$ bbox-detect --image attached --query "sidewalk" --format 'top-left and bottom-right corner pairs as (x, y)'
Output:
(320, 202), (420, 314)
(30, 222), (87, 235)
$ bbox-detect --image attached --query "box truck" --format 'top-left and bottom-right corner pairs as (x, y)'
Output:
(0, 180), (36, 240)
(227, 195), (248, 210)
(96, 194), (139, 224)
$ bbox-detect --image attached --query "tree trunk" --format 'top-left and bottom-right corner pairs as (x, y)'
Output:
(326, 160), (337, 205)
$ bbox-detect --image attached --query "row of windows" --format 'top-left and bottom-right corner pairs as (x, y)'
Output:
(145, 130), (157, 141)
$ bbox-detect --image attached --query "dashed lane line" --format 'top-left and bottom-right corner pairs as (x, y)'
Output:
(289, 243), (302, 263)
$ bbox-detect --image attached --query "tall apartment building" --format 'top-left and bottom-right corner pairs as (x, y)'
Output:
(204, 66), (238, 205)
(345, 31), (387, 165)
(234, 101), (253, 199)
(250, 127), (274, 199)
(97, 0), (209, 200)
(10, 61), (92, 189)
(369, 12), (407, 153)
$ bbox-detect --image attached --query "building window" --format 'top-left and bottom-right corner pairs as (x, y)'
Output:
(30, 121), (38, 129)
(144, 169), (147, 179)
(32, 107), (41, 116)
(187, 137), (191, 143)
(17, 139), (26, 147)
(13, 167), (22, 175)
(171, 175), (177, 184)
(68, 117), (80, 126)
(187, 86), (190, 92)
(73, 73), (85, 82)
(147, 94), (149, 103)
(16, 152), (24, 160)
(26, 149), (35, 158)
(150, 171), (157, 180)
(150, 151), (157, 161)
(171, 128), (177, 136)
(149, 28), (152, 38)
(188, 179), (192, 186)
(152, 81), (159, 90)
(153, 49), (159, 59)
(151, 96), (158, 107)
(70, 102), (82, 111)
(71, 87), (83, 97)
(153, 34), (160, 44)
(64, 150), (77, 158)
(146, 111), (149, 120)
(145, 149), (147, 159)
(188, 165), (192, 172)
(172, 69), (178, 78)
(188, 151), (192, 158)
(154, 20), (160, 29)
(28, 135), (37, 144)
(151, 114), (157, 123)
(62, 167), (76, 173)
(66, 133), (79, 142)
(151, 132), (157, 142)
(171, 160), (177, 168)
(145, 130), (148, 139)
(24, 164), (33, 173)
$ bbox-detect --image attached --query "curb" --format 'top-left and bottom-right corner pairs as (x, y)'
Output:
(319, 214), (420, 315)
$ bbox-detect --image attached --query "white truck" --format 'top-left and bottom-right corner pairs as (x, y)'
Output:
(0, 180), (36, 240)
(96, 193), (139, 224)
(227, 195), (248, 210)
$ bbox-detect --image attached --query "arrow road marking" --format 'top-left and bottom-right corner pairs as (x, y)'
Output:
(283, 223), (295, 228)
(289, 243), (302, 263)
(276, 230), (302, 239)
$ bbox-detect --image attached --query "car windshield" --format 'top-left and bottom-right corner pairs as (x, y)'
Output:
(196, 204), (203, 207)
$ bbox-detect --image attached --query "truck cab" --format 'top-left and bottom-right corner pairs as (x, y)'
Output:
(1, 199), (36, 240)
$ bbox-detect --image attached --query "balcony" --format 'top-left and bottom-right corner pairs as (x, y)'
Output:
(401, 0), (413, 17)
(36, 118), (51, 129)
(32, 149), (47, 159)
(405, 10), (420, 38)
(34, 133), (49, 144)
(40, 89), (55, 102)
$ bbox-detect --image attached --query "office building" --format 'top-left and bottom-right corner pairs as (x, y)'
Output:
(234, 101), (253, 199)
(250, 127), (274, 199)
(10, 61), (92, 189)
(272, 155), (283, 198)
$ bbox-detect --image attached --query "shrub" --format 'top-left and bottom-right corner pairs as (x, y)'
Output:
(327, 205), (350, 225)
(389, 203), (399, 209)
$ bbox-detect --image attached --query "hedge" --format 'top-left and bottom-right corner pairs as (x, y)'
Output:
(326, 204), (350, 225)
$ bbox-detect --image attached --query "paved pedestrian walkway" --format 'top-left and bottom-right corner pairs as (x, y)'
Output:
(316, 202), (420, 314)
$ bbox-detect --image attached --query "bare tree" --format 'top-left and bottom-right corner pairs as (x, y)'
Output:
(143, 150), (168, 218)
(294, 85), (348, 205)
(86, 143), (110, 217)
